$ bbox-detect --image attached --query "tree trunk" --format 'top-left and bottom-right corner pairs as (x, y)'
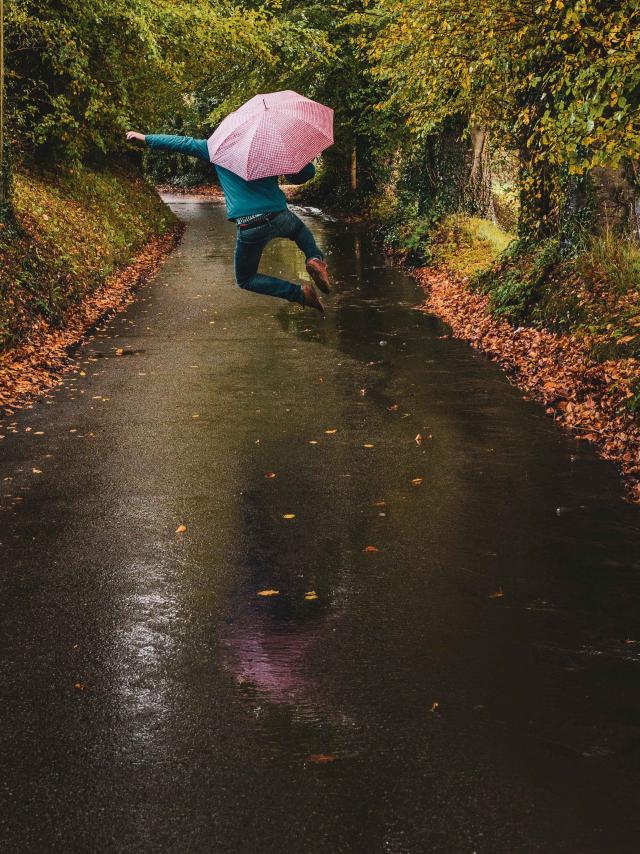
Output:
(416, 115), (468, 217)
(466, 124), (495, 220)
(350, 145), (357, 192)
(591, 161), (640, 240)
(518, 147), (554, 240)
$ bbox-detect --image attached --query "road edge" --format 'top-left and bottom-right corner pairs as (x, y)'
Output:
(414, 264), (640, 503)
(0, 223), (184, 416)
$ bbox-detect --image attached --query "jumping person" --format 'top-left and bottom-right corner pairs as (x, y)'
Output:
(126, 132), (330, 313)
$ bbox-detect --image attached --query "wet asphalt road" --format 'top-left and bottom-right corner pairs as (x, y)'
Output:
(2, 197), (640, 853)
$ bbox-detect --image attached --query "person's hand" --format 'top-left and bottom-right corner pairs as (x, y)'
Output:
(126, 131), (146, 142)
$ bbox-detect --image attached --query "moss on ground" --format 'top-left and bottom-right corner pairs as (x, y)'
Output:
(428, 215), (514, 277)
(0, 165), (176, 350)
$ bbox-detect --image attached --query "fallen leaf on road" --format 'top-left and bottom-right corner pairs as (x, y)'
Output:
(415, 433), (423, 445)
(305, 591), (318, 601)
(411, 477), (424, 486)
(306, 754), (336, 764)
(363, 545), (380, 553)
(282, 513), (296, 520)
(115, 348), (124, 356)
(374, 500), (386, 507)
(388, 404), (399, 412)
(489, 587), (504, 598)
(74, 683), (87, 691)
(176, 524), (187, 534)
(264, 472), (277, 479)
(363, 443), (374, 448)
(325, 429), (337, 435)
(32, 468), (42, 474)
(258, 589), (279, 597)
(429, 702), (440, 712)
(309, 440), (318, 445)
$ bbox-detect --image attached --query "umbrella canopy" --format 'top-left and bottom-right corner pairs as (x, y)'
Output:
(207, 90), (333, 181)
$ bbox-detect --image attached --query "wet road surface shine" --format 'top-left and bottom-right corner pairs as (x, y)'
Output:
(2, 198), (640, 853)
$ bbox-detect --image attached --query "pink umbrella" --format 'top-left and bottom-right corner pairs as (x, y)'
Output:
(207, 90), (334, 181)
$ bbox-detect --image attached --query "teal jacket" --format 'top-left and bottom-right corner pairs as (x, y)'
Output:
(145, 135), (316, 221)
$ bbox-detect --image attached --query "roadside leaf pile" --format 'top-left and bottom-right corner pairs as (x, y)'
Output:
(415, 266), (640, 501)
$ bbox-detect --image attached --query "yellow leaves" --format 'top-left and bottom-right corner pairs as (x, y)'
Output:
(489, 587), (505, 599)
(175, 524), (187, 533)
(305, 590), (318, 601)
(415, 433), (423, 445)
(411, 477), (424, 486)
(257, 589), (279, 597)
(363, 545), (380, 553)
(324, 428), (337, 435)
(282, 513), (296, 520)
(363, 443), (375, 448)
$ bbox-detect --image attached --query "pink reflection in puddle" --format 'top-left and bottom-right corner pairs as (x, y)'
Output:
(223, 610), (330, 707)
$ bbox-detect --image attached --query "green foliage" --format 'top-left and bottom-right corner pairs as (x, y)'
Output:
(474, 238), (565, 324)
(368, 0), (640, 169)
(576, 232), (640, 295)
(5, 0), (333, 167)
(366, 0), (640, 237)
(474, 229), (640, 370)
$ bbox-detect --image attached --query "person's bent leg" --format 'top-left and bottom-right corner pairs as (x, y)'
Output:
(239, 271), (304, 304)
(234, 230), (304, 304)
(274, 210), (331, 293)
(277, 210), (324, 261)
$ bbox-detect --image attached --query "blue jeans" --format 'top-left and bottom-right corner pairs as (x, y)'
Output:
(234, 209), (324, 304)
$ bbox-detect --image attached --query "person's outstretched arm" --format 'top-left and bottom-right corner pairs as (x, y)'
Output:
(126, 131), (210, 162)
(284, 163), (316, 185)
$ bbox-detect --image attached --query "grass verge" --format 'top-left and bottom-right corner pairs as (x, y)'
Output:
(0, 164), (176, 351)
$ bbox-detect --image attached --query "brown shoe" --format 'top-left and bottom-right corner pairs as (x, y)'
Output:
(302, 283), (324, 314)
(306, 257), (331, 294)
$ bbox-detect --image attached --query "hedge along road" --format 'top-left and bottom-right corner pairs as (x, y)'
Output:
(1, 196), (640, 854)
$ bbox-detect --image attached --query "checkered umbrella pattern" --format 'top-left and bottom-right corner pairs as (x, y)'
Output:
(207, 91), (334, 181)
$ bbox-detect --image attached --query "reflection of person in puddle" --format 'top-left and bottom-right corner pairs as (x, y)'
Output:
(223, 595), (336, 709)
